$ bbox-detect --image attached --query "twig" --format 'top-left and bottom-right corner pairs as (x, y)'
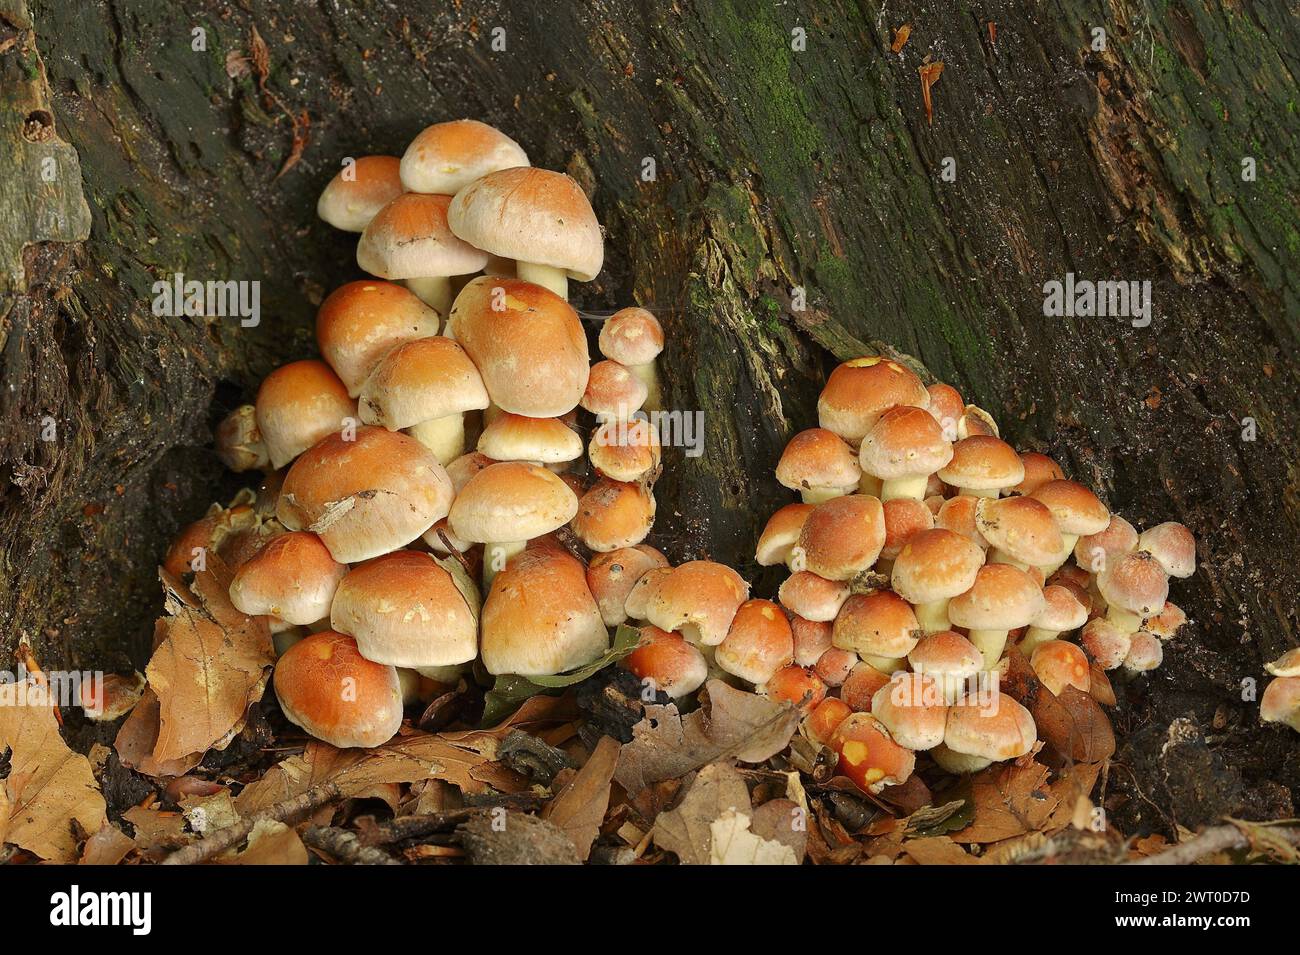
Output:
(303, 826), (401, 865)
(159, 781), (342, 865)
(1127, 823), (1300, 865)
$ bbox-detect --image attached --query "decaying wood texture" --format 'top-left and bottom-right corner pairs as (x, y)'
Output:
(1, 0), (1297, 834)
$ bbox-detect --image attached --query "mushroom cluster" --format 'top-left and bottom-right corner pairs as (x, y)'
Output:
(200, 119), (668, 747)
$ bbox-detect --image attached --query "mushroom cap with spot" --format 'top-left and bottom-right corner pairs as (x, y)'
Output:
(399, 119), (529, 195)
(358, 336), (489, 431)
(448, 167), (603, 281)
(814, 647), (858, 687)
(937, 435), (1024, 492)
(764, 665), (827, 711)
(871, 673), (948, 750)
(1260, 676), (1300, 731)
(481, 547), (608, 676)
(907, 630), (982, 698)
(255, 360), (358, 470)
(624, 566), (673, 621)
(587, 545), (669, 627)
(832, 591), (921, 659)
(643, 560), (749, 646)
(598, 307), (664, 365)
(791, 615), (834, 667)
(775, 428), (861, 497)
(1030, 479), (1110, 536)
(449, 276), (590, 416)
(449, 461), (579, 544)
(229, 531), (346, 626)
(329, 550), (477, 668)
(1030, 640), (1091, 695)
(829, 712), (916, 793)
(948, 564), (1045, 631)
(1008, 452), (1064, 496)
(358, 192), (489, 281)
(935, 495), (989, 549)
(926, 382), (964, 438)
(317, 155), (404, 232)
(817, 357), (929, 445)
(1137, 521), (1196, 578)
(316, 280), (441, 396)
(880, 498), (935, 560)
(477, 413), (583, 464)
(1123, 631), (1164, 673)
(1097, 551), (1169, 616)
(1031, 584), (1089, 633)
(943, 693), (1036, 763)
(1074, 514), (1138, 572)
(589, 418), (661, 483)
(795, 494), (886, 581)
(807, 697), (853, 744)
(273, 631), (403, 748)
(622, 625), (707, 699)
(581, 360), (647, 417)
(278, 426), (453, 563)
(840, 661), (893, 712)
(1080, 617), (1132, 670)
(571, 478), (656, 553)
(858, 405), (953, 482)
(778, 572), (851, 622)
(715, 599), (795, 685)
(755, 503), (814, 567)
(890, 528), (986, 605)
(974, 496), (1064, 567)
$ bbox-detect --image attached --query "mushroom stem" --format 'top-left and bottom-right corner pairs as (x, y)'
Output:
(406, 414), (465, 465)
(931, 744), (993, 775)
(483, 540), (525, 589)
(801, 486), (850, 504)
(968, 629), (1010, 669)
(859, 474), (884, 497)
(1106, 605), (1143, 635)
(987, 549), (1030, 571)
(958, 487), (998, 498)
(880, 474), (930, 501)
(1018, 626), (1060, 657)
(913, 599), (951, 633)
(627, 360), (662, 412)
(405, 275), (453, 317)
(516, 261), (568, 300)
(1039, 534), (1079, 576)
(859, 653), (907, 673)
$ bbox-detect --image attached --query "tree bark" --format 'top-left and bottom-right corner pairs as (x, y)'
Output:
(2, 0), (1297, 832)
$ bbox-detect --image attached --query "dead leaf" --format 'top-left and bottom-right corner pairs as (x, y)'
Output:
(79, 823), (136, 865)
(249, 25), (270, 90)
(750, 797), (807, 861)
(919, 61), (944, 126)
(955, 761), (1057, 844)
(221, 819), (308, 865)
(652, 762), (754, 865)
(543, 735), (620, 861)
(1032, 685), (1116, 762)
(902, 836), (981, 865)
(891, 24), (911, 54)
(147, 557), (273, 764)
(1044, 761), (1105, 832)
(114, 688), (203, 778)
(616, 680), (799, 794)
(122, 806), (189, 852)
(275, 110), (310, 180)
(709, 810), (798, 865)
(0, 682), (107, 862)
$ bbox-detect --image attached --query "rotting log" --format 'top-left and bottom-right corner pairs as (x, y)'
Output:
(1, 0), (1297, 834)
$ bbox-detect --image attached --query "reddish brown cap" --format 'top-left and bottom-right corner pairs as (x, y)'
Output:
(1031, 480), (1110, 537)
(1144, 601), (1187, 641)
(763, 665), (827, 711)
(937, 435), (1024, 494)
(317, 156), (403, 232)
(358, 336), (489, 431)
(358, 192), (489, 281)
(1074, 514), (1138, 573)
(755, 503), (814, 567)
(229, 531), (346, 626)
(926, 382), (964, 440)
(623, 566), (673, 621)
(779, 572), (850, 622)
(806, 697), (853, 744)
(481, 547), (608, 675)
(448, 167), (602, 282)
(1008, 452), (1064, 496)
(587, 545), (670, 627)
(273, 631), (403, 748)
(974, 496), (1064, 567)
(399, 119), (528, 194)
(775, 428), (861, 498)
(643, 561), (748, 646)
(571, 478), (656, 553)
(947, 564), (1045, 631)
(278, 427), (452, 563)
(840, 661), (893, 712)
(871, 673), (948, 750)
(795, 494), (886, 581)
(623, 626), (707, 699)
(1097, 551), (1169, 617)
(943, 693), (1036, 763)
(449, 461), (579, 545)
(715, 599), (795, 685)
(1123, 631), (1164, 673)
(1260, 676), (1300, 731)
(1030, 640), (1091, 695)
(880, 498), (935, 561)
(1080, 617), (1133, 670)
(817, 357), (929, 445)
(907, 630), (982, 702)
(255, 360), (358, 469)
(1137, 521), (1196, 578)
(329, 551), (477, 668)
(857, 405), (953, 489)
(316, 281), (441, 397)
(935, 495), (989, 549)
(829, 713), (916, 794)
(446, 451), (497, 494)
(890, 528), (986, 605)
(813, 647), (858, 687)
(831, 591), (921, 659)
(1031, 584), (1089, 633)
(791, 615), (834, 667)
(478, 413), (583, 465)
(581, 360), (648, 417)
(598, 308), (664, 366)
(449, 276), (590, 417)
(589, 418), (661, 483)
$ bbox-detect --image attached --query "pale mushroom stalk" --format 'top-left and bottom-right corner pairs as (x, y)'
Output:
(515, 261), (569, 300)
(405, 275), (454, 317)
(913, 599), (952, 633)
(987, 549), (1030, 571)
(483, 540), (526, 588)
(859, 653), (907, 673)
(880, 474), (931, 502)
(802, 486), (851, 505)
(931, 745), (993, 774)
(968, 628), (1011, 670)
(624, 359), (662, 412)
(1106, 605), (1145, 635)
(1038, 534), (1079, 576)
(406, 413), (467, 465)
(1018, 625), (1062, 657)
(957, 486), (999, 498)
(859, 474), (884, 497)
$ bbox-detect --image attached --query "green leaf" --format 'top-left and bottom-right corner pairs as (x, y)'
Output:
(479, 624), (644, 726)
